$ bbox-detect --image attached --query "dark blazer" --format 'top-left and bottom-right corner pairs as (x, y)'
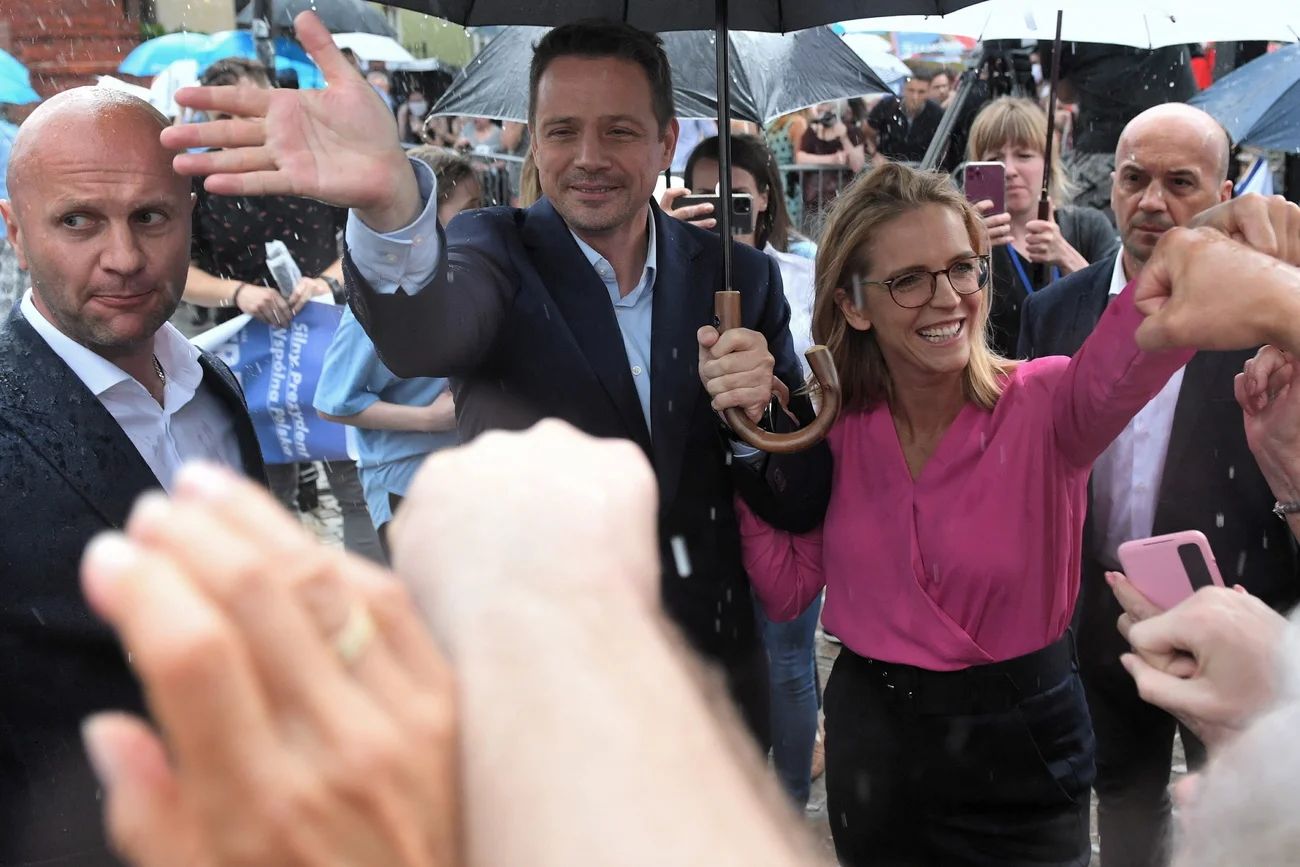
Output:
(0, 312), (265, 867)
(346, 198), (833, 665)
(1019, 258), (1300, 668)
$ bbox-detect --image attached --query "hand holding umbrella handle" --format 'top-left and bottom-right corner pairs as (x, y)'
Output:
(715, 291), (841, 454)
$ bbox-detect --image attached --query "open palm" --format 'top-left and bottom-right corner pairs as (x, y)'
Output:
(161, 11), (415, 224)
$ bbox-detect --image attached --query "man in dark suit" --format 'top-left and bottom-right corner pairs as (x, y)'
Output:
(1020, 103), (1300, 867)
(163, 14), (832, 747)
(0, 89), (265, 865)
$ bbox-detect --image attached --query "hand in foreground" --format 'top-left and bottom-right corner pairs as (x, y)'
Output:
(287, 276), (332, 314)
(697, 325), (777, 424)
(161, 11), (420, 233)
(1235, 345), (1300, 504)
(975, 199), (1012, 247)
(1133, 226), (1300, 352)
(659, 187), (716, 230)
(80, 464), (459, 867)
(1189, 193), (1300, 266)
(236, 283), (294, 327)
(1117, 585), (1289, 752)
(389, 420), (661, 658)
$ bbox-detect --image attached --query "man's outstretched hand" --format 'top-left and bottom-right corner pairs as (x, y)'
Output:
(161, 11), (421, 233)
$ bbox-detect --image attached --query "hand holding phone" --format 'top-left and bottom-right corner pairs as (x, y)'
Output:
(662, 188), (755, 236)
(963, 161), (1006, 215)
(1117, 530), (1225, 613)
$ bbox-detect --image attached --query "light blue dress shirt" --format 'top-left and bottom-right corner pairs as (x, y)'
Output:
(314, 306), (459, 528)
(0, 119), (18, 233)
(345, 157), (760, 455)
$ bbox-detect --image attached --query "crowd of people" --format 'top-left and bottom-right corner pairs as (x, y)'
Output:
(1, 9), (1299, 867)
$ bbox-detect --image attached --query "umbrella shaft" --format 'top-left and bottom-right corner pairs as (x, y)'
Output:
(714, 0), (733, 293)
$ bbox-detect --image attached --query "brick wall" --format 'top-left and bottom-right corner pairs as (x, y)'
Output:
(0, 0), (145, 119)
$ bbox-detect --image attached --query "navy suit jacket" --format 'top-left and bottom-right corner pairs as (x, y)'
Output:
(0, 311), (265, 867)
(1019, 259), (1300, 668)
(346, 198), (832, 664)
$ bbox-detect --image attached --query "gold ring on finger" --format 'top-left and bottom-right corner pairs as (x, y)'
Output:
(334, 602), (376, 666)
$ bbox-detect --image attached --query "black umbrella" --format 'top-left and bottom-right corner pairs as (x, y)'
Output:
(433, 25), (892, 126)
(384, 0), (984, 451)
(238, 0), (397, 37)
(1191, 42), (1300, 153)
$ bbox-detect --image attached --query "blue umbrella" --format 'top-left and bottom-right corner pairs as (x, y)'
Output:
(1191, 43), (1300, 154)
(199, 31), (313, 68)
(118, 32), (215, 77)
(0, 48), (41, 105)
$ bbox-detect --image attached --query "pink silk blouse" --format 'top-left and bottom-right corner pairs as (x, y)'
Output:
(737, 282), (1195, 671)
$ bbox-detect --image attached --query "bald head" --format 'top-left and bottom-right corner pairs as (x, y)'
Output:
(0, 86), (194, 358)
(8, 87), (180, 205)
(1117, 103), (1232, 185)
(1111, 102), (1236, 273)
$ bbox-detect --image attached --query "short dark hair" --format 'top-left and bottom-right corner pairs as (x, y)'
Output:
(528, 19), (675, 135)
(683, 134), (791, 253)
(909, 69), (936, 84)
(201, 57), (271, 88)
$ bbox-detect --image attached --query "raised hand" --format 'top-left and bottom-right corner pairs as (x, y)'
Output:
(1189, 193), (1300, 267)
(160, 11), (421, 232)
(1132, 227), (1300, 353)
(1235, 345), (1300, 503)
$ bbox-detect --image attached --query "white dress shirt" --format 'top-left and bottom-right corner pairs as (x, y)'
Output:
(1090, 252), (1187, 567)
(766, 242), (816, 378)
(346, 159), (764, 457)
(21, 291), (244, 492)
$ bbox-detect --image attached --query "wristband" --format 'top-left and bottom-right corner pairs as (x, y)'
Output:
(226, 282), (248, 309)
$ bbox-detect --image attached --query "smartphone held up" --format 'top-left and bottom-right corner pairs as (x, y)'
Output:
(676, 192), (756, 237)
(1117, 530), (1226, 612)
(963, 161), (1006, 215)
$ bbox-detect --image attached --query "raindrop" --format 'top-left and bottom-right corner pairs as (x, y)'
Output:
(709, 506), (716, 521)
(1228, 465), (1235, 480)
(1236, 551), (1247, 577)
(714, 618), (722, 633)
(979, 432), (987, 452)
(672, 347), (678, 359)
(671, 535), (692, 577)
(1215, 512), (1225, 528)
(932, 564), (940, 584)
(30, 607), (44, 626)
(999, 445), (1006, 464)
(1263, 535), (1270, 550)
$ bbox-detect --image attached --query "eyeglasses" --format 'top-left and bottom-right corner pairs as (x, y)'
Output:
(853, 255), (991, 310)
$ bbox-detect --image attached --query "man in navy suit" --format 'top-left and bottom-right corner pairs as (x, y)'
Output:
(1020, 103), (1300, 867)
(0, 90), (265, 864)
(165, 14), (832, 744)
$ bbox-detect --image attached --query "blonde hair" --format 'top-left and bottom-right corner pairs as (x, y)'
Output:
(519, 149), (542, 207)
(811, 162), (1016, 413)
(967, 97), (1072, 205)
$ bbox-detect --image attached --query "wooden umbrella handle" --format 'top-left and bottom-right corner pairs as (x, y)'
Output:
(715, 290), (841, 454)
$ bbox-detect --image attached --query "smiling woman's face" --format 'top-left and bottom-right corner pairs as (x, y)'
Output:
(836, 204), (986, 383)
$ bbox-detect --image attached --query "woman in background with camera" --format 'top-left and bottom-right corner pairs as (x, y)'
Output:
(967, 97), (1117, 356)
(659, 133), (823, 811)
(796, 102), (866, 232)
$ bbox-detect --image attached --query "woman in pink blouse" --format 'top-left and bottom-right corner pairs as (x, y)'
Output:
(739, 163), (1192, 866)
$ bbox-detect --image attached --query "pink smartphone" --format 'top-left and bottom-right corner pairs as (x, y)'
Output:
(1116, 530), (1225, 612)
(963, 161), (1006, 214)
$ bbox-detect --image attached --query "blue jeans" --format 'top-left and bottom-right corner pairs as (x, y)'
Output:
(754, 590), (822, 809)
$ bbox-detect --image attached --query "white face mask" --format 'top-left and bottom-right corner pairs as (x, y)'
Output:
(1031, 63), (1043, 83)
(407, 100), (428, 118)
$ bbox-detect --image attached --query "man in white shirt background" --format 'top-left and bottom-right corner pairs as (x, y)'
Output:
(0, 88), (264, 867)
(1020, 104), (1300, 867)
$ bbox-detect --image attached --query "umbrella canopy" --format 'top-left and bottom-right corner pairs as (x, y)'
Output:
(332, 32), (416, 64)
(237, 0), (396, 37)
(859, 0), (1300, 50)
(118, 31), (216, 77)
(195, 31), (327, 88)
(0, 48), (40, 105)
(374, 1), (982, 32)
(836, 32), (913, 88)
(433, 25), (890, 125)
(1191, 43), (1300, 154)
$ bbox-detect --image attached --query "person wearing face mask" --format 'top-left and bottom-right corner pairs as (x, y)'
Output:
(396, 88), (429, 145)
(736, 160), (1196, 865)
(969, 97), (1118, 357)
(1020, 104), (1300, 867)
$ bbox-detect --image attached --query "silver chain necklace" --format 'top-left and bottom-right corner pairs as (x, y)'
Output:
(152, 355), (166, 388)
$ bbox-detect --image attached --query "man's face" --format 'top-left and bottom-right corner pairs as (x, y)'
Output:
(930, 74), (951, 103)
(903, 78), (930, 114)
(1, 112), (193, 354)
(530, 55), (677, 237)
(1112, 117), (1233, 268)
